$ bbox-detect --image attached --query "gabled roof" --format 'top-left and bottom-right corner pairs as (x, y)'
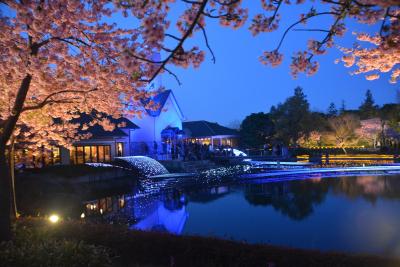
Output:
(183, 120), (238, 138)
(141, 90), (172, 117)
(141, 90), (184, 119)
(71, 113), (139, 138)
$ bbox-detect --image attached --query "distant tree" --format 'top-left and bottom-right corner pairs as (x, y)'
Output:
(298, 131), (322, 148)
(327, 103), (338, 117)
(324, 114), (360, 153)
(356, 118), (382, 148)
(340, 100), (346, 114)
(270, 87), (312, 145)
(227, 120), (241, 130)
(359, 90), (378, 119)
(379, 104), (400, 145)
(239, 113), (275, 148)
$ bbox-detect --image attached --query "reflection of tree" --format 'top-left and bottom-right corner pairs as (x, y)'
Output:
(244, 180), (329, 220)
(188, 186), (231, 204)
(332, 175), (400, 203)
(244, 175), (400, 220)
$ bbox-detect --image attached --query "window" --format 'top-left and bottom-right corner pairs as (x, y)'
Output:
(116, 142), (124, 157)
(104, 146), (111, 162)
(84, 146), (91, 163)
(70, 146), (76, 164)
(50, 147), (60, 165)
(76, 146), (84, 164)
(72, 145), (111, 164)
(98, 145), (104, 162)
(90, 146), (98, 162)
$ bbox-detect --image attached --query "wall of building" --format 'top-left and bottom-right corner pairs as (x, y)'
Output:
(61, 135), (131, 164)
(130, 95), (183, 155)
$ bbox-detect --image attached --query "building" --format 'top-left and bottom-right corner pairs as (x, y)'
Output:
(130, 90), (185, 156)
(183, 120), (239, 148)
(15, 113), (139, 167)
(16, 89), (240, 167)
(66, 113), (139, 165)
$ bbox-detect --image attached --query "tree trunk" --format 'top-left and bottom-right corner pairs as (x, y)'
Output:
(9, 141), (18, 220)
(0, 74), (32, 241)
(0, 145), (12, 241)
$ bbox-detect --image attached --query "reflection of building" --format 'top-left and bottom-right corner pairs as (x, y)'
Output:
(183, 121), (239, 148)
(133, 200), (188, 234)
(83, 190), (188, 235)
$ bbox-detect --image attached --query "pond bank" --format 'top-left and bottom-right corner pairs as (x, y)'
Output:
(16, 164), (132, 184)
(13, 219), (400, 267)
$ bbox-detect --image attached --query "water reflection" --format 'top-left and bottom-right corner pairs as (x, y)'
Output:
(244, 181), (329, 220)
(18, 174), (400, 257)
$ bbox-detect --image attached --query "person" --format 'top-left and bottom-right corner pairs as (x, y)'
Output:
(171, 145), (175, 160)
(153, 141), (158, 155)
(272, 144), (278, 156)
(263, 143), (268, 156)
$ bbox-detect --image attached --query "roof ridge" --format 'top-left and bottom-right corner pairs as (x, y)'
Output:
(202, 120), (216, 135)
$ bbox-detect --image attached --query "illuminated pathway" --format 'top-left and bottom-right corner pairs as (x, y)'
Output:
(240, 165), (400, 182)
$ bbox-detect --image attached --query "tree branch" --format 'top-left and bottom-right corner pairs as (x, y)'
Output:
(197, 22), (216, 63)
(293, 28), (331, 33)
(146, 0), (209, 84)
(165, 33), (182, 41)
(275, 12), (339, 51)
(163, 67), (182, 85)
(22, 88), (97, 112)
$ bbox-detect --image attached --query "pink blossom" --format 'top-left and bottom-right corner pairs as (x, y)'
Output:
(259, 51), (283, 67)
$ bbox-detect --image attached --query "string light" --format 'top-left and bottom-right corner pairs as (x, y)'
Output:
(115, 156), (169, 177)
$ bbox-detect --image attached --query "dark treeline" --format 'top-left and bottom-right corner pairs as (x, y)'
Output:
(239, 87), (400, 153)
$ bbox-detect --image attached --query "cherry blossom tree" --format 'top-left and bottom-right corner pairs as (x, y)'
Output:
(356, 118), (382, 147)
(0, 0), (399, 241)
(254, 0), (399, 82)
(325, 114), (361, 153)
(0, 0), (212, 241)
(298, 130), (322, 147)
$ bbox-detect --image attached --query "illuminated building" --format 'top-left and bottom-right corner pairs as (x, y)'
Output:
(183, 120), (239, 148)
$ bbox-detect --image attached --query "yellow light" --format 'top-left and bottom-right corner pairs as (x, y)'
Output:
(49, 214), (60, 224)
(80, 213), (85, 219)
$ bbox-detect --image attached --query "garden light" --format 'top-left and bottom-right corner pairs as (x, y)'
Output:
(49, 214), (60, 224)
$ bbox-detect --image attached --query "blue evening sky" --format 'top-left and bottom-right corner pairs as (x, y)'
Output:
(153, 2), (398, 126)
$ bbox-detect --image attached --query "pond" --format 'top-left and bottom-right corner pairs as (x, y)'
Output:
(18, 174), (400, 258)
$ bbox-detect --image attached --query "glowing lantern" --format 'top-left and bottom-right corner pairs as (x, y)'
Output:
(49, 214), (60, 224)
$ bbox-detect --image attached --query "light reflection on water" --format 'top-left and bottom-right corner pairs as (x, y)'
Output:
(19, 174), (400, 257)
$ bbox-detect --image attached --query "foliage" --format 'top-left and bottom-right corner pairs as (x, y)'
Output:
(270, 87), (312, 145)
(355, 118), (382, 147)
(327, 102), (338, 117)
(324, 114), (361, 153)
(0, 225), (113, 267)
(0, 0), (398, 153)
(340, 100), (346, 114)
(380, 103), (400, 135)
(359, 89), (378, 119)
(298, 131), (322, 148)
(13, 219), (400, 267)
(239, 112), (274, 148)
(0, 0), (399, 240)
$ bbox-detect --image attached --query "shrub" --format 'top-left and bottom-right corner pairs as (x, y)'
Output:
(0, 226), (113, 267)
